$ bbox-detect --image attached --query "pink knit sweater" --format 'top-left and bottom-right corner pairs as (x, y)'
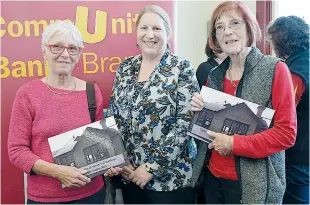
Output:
(8, 79), (104, 202)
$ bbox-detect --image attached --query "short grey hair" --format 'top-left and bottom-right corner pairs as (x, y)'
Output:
(41, 21), (83, 52)
(136, 5), (172, 39)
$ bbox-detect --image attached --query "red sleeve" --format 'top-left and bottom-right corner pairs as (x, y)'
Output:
(94, 83), (104, 121)
(232, 62), (297, 158)
(7, 88), (41, 174)
(291, 73), (306, 105)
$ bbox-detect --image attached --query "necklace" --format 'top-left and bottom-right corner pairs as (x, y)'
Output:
(45, 77), (76, 95)
(227, 61), (238, 88)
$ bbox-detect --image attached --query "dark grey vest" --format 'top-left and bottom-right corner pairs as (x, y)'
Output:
(190, 47), (285, 204)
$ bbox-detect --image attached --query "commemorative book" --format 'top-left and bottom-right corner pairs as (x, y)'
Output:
(48, 116), (130, 180)
(187, 86), (275, 143)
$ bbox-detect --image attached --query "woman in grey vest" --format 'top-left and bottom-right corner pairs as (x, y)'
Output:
(190, 1), (297, 204)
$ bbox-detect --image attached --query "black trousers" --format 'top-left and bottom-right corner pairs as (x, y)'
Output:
(121, 182), (196, 204)
(27, 187), (104, 204)
(203, 168), (242, 204)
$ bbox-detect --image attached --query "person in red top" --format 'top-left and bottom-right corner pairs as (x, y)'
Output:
(7, 21), (120, 204)
(190, 1), (297, 204)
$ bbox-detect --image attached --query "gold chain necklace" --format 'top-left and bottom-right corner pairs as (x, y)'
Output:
(45, 77), (76, 95)
(227, 61), (237, 88)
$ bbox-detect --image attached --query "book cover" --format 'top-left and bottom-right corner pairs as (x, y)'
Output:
(187, 86), (275, 143)
(48, 116), (130, 179)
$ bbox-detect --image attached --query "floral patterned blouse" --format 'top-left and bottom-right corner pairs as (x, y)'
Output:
(107, 50), (200, 191)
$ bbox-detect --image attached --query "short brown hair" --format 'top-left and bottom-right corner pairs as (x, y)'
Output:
(209, 1), (261, 53)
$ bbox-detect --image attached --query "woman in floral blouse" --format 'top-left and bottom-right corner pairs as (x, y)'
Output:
(107, 5), (199, 204)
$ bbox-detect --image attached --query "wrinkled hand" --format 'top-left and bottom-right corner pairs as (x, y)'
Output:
(207, 130), (234, 156)
(54, 165), (91, 188)
(120, 164), (135, 181)
(130, 164), (153, 189)
(104, 167), (122, 177)
(191, 93), (204, 111)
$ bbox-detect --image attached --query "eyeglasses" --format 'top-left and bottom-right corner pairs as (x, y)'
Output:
(46, 44), (82, 56)
(215, 19), (245, 34)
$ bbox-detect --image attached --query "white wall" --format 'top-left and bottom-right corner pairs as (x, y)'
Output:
(174, 0), (256, 69)
(277, 0), (310, 23)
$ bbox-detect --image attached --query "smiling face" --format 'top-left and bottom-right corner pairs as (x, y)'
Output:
(136, 12), (168, 58)
(215, 14), (248, 55)
(44, 33), (81, 76)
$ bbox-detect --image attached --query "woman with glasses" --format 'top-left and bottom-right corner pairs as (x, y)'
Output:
(190, 1), (297, 204)
(7, 21), (119, 204)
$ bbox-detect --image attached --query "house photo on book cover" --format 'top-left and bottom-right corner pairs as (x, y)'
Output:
(48, 116), (130, 180)
(187, 86), (275, 143)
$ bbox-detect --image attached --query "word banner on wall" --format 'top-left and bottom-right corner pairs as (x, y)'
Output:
(0, 1), (174, 203)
